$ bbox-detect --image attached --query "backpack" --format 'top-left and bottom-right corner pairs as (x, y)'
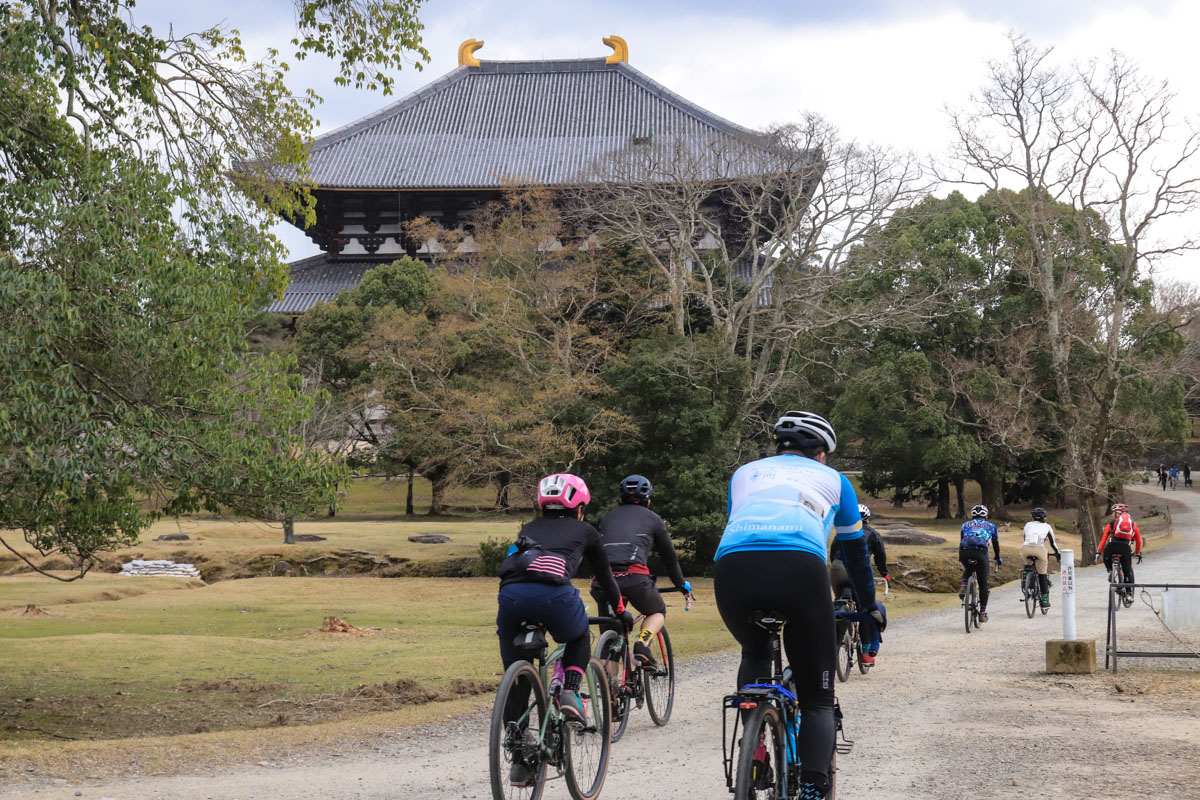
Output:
(1115, 512), (1135, 539)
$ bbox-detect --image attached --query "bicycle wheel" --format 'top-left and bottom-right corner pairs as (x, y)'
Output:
(564, 657), (612, 800)
(835, 628), (852, 682)
(644, 626), (675, 726)
(489, 661), (548, 800)
(963, 576), (976, 634)
(733, 702), (786, 800)
(1024, 572), (1036, 618)
(972, 578), (981, 629)
(592, 629), (631, 743)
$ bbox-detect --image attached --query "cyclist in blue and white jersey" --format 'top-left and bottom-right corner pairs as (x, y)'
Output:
(714, 411), (880, 800)
(959, 504), (1002, 622)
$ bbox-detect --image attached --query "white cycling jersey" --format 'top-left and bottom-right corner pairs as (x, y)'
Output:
(1022, 520), (1054, 546)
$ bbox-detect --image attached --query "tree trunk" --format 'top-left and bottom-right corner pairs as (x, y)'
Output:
(954, 477), (966, 519)
(1076, 489), (1104, 557)
(977, 466), (1008, 520)
(405, 469), (415, 516)
(427, 467), (448, 516)
(496, 472), (511, 510)
(936, 478), (951, 519)
(283, 515), (295, 545)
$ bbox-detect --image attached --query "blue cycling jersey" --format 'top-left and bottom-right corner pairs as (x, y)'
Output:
(960, 519), (998, 550)
(715, 454), (863, 562)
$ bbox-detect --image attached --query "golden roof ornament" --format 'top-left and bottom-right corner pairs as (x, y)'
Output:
(603, 35), (629, 64)
(458, 38), (484, 67)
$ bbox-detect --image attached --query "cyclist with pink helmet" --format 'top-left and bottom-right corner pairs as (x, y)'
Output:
(495, 473), (629, 786)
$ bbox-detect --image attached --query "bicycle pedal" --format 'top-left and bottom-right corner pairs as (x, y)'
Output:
(835, 739), (854, 755)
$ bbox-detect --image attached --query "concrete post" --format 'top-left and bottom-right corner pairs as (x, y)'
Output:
(1061, 548), (1076, 641)
(1046, 549), (1096, 674)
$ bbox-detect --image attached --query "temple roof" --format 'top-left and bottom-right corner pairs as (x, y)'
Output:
(267, 254), (378, 315)
(307, 57), (776, 190)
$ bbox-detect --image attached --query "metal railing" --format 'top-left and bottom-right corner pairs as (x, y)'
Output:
(1105, 581), (1200, 671)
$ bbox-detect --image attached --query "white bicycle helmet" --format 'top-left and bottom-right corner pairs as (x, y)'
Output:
(970, 504), (989, 519)
(857, 503), (872, 520)
(772, 410), (837, 453)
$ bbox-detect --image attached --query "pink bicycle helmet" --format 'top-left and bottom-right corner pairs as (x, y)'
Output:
(538, 473), (591, 510)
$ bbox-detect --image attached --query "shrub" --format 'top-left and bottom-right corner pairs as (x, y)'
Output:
(474, 536), (511, 577)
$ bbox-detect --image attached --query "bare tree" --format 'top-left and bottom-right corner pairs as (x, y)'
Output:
(573, 116), (931, 432)
(944, 34), (1200, 553)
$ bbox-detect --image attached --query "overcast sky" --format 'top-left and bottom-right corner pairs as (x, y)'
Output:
(140, 0), (1199, 285)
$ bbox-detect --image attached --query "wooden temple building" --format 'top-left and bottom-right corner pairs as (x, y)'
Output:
(269, 36), (789, 315)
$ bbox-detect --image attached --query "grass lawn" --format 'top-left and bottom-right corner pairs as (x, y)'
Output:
(0, 572), (953, 749)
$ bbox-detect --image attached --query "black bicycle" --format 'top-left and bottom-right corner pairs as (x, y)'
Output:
(592, 585), (692, 742)
(1106, 552), (1141, 610)
(721, 610), (853, 800)
(833, 595), (869, 681)
(1020, 553), (1059, 617)
(488, 619), (612, 800)
(962, 556), (982, 633)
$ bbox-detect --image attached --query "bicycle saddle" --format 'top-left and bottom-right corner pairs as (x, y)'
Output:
(749, 610), (789, 631)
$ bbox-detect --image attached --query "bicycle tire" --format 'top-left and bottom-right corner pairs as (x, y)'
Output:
(489, 661), (548, 800)
(592, 630), (631, 743)
(835, 628), (852, 681)
(564, 657), (612, 800)
(963, 576), (976, 633)
(644, 627), (675, 726)
(733, 702), (786, 800)
(1024, 571), (1036, 618)
(971, 576), (981, 629)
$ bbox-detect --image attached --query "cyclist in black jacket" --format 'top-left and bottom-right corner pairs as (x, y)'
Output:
(828, 503), (888, 664)
(590, 475), (691, 668)
(497, 473), (630, 749)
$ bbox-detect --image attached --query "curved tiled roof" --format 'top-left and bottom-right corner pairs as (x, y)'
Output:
(267, 254), (377, 315)
(308, 58), (776, 189)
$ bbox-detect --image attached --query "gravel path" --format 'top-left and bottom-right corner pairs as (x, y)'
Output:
(8, 486), (1200, 800)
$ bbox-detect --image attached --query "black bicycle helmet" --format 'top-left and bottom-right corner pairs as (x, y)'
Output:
(970, 504), (989, 519)
(619, 474), (652, 502)
(1031, 507), (1047, 521)
(772, 410), (837, 453)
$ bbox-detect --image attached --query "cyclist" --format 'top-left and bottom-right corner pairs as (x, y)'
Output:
(1096, 503), (1142, 587)
(590, 474), (691, 669)
(715, 410), (879, 800)
(829, 503), (888, 665)
(496, 473), (631, 761)
(1020, 507), (1060, 610)
(959, 505), (1001, 622)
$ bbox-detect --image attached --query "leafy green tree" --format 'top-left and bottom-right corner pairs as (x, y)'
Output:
(0, 1), (426, 576)
(588, 329), (749, 568)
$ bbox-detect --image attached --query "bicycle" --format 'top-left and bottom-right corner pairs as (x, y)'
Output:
(721, 610), (853, 800)
(1020, 553), (1059, 618)
(961, 556), (983, 633)
(592, 585), (692, 743)
(833, 595), (869, 682)
(488, 619), (612, 800)
(1106, 551), (1141, 610)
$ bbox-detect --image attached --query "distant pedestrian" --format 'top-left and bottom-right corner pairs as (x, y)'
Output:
(1158, 464), (1168, 491)
(1185, 463), (1192, 488)
(1169, 465), (1180, 490)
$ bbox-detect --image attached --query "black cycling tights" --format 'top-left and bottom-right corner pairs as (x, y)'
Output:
(960, 547), (991, 609)
(714, 550), (835, 789)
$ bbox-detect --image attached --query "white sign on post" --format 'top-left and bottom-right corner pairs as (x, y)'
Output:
(1061, 548), (1076, 641)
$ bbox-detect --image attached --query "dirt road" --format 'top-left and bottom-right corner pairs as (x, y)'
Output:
(8, 486), (1200, 799)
